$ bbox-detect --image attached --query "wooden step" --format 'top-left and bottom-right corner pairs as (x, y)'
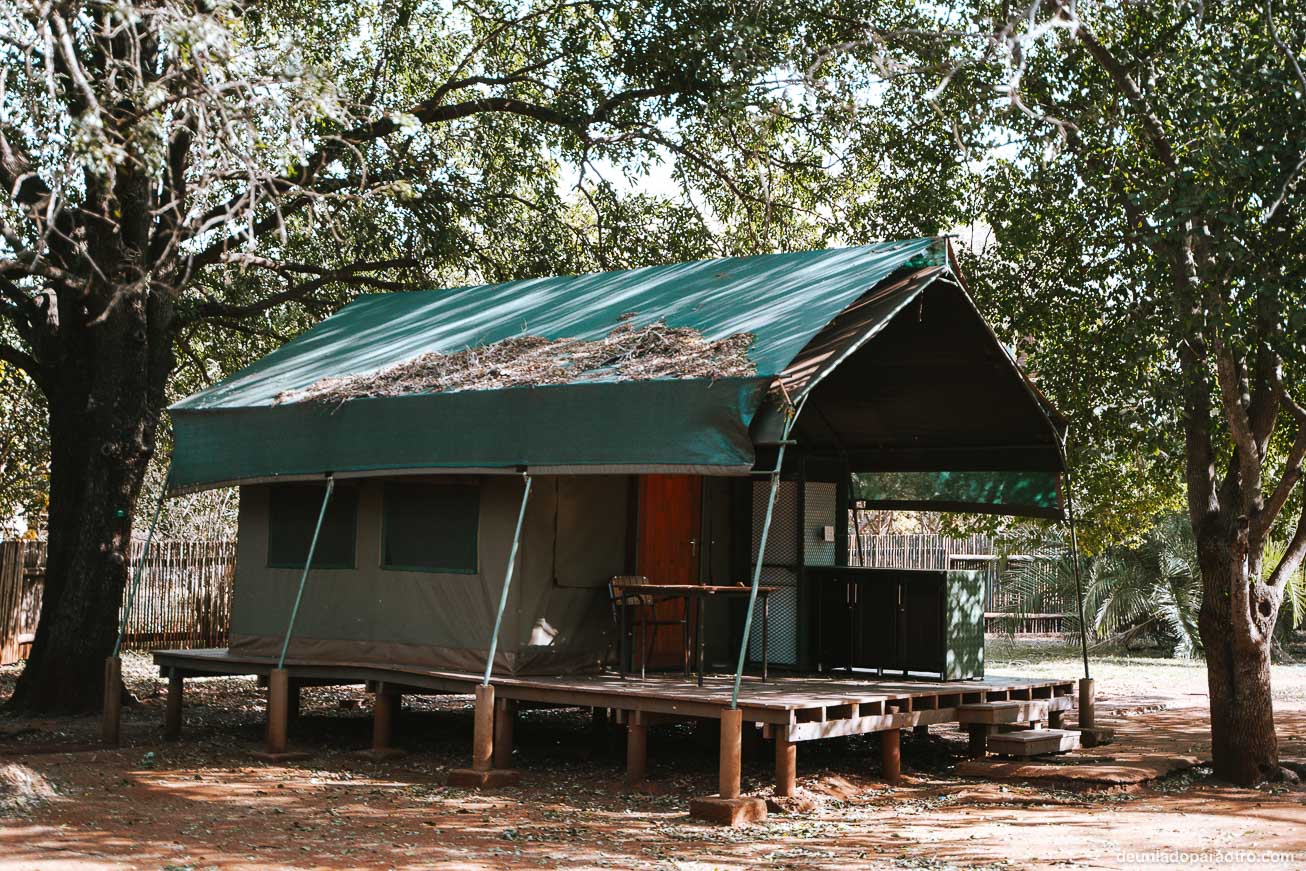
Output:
(956, 700), (1049, 725)
(988, 728), (1080, 757)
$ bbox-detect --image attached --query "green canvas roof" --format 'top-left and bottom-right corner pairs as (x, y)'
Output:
(168, 237), (1067, 517)
(176, 238), (938, 411)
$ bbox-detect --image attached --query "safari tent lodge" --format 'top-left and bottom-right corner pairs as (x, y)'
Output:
(147, 238), (1081, 818)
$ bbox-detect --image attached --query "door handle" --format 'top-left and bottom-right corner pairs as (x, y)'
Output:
(689, 538), (699, 557)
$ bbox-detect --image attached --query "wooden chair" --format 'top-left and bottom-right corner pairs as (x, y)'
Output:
(609, 576), (689, 680)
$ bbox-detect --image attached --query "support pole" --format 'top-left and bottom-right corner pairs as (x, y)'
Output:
(278, 476), (335, 669)
(493, 697), (516, 769)
(719, 708), (743, 800)
(881, 729), (902, 785)
(266, 668), (291, 755)
(101, 656), (123, 745)
(483, 474), (532, 685)
(731, 398), (804, 710)
(472, 683), (495, 772)
(689, 709), (766, 825)
(775, 733), (796, 797)
(448, 474), (531, 789)
(372, 685), (399, 754)
(1064, 458), (1091, 681)
(164, 670), (183, 741)
(626, 713), (647, 787)
(114, 481), (169, 659)
(102, 477), (169, 746)
(732, 446), (785, 709)
(1061, 437), (1099, 735)
(1078, 677), (1096, 729)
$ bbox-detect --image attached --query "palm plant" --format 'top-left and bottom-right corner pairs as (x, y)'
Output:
(996, 514), (1306, 659)
(995, 515), (1203, 657)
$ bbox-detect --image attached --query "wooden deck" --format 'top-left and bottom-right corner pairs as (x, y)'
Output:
(153, 647), (1074, 743)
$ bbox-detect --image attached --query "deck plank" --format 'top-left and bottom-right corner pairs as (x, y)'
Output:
(153, 648), (1075, 722)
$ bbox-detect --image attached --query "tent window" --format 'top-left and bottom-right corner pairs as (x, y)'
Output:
(382, 482), (479, 574)
(266, 483), (358, 569)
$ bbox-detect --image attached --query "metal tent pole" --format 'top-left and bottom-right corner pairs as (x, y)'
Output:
(451, 473), (533, 784)
(278, 476), (335, 668)
(731, 401), (803, 710)
(1060, 435), (1098, 733)
(103, 471), (171, 745)
(1059, 439), (1090, 682)
(113, 474), (170, 658)
(484, 473), (532, 685)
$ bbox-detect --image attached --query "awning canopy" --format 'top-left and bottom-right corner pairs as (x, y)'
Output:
(169, 237), (1067, 517)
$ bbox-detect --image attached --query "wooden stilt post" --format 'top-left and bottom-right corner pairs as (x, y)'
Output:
(164, 669), (184, 741)
(967, 724), (988, 759)
(287, 679), (301, 723)
(626, 713), (647, 787)
(719, 708), (743, 800)
(493, 697), (516, 770)
(742, 718), (764, 760)
(775, 733), (796, 797)
(1078, 678), (1096, 728)
(1049, 709), (1065, 730)
(689, 708), (765, 824)
(371, 685), (400, 755)
(265, 667), (291, 755)
(472, 683), (495, 772)
(881, 729), (901, 785)
(101, 656), (122, 746)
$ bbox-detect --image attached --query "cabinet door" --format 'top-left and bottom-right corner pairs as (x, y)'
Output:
(901, 576), (945, 674)
(816, 574), (854, 670)
(856, 575), (899, 671)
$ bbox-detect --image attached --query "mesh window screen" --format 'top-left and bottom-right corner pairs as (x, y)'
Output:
(749, 480), (800, 666)
(267, 483), (358, 569)
(804, 482), (837, 567)
(382, 482), (479, 574)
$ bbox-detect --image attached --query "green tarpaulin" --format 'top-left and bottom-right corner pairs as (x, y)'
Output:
(855, 471), (1063, 520)
(170, 239), (941, 492)
(169, 236), (1067, 519)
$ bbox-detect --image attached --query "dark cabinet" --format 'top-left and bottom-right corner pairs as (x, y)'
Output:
(809, 567), (984, 680)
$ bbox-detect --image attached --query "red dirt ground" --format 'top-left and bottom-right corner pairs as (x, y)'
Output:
(2, 648), (1306, 870)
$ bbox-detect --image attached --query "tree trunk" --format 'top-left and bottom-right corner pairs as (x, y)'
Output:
(1197, 529), (1280, 785)
(7, 277), (172, 714)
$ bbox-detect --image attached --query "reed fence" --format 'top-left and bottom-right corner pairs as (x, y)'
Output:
(847, 531), (1067, 634)
(0, 538), (235, 664)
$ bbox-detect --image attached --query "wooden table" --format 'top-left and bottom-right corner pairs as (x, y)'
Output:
(615, 583), (779, 686)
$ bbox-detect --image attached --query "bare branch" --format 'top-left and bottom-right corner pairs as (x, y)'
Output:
(1258, 363), (1306, 537)
(181, 257), (421, 324)
(1062, 5), (1177, 170)
(1267, 503), (1306, 590)
(1263, 0), (1306, 223)
(0, 341), (44, 393)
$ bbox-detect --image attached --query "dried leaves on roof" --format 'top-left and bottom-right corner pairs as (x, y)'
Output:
(275, 320), (757, 405)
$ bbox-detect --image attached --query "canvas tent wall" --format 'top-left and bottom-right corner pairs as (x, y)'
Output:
(228, 475), (628, 675)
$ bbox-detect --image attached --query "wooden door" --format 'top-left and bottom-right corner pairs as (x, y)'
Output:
(636, 475), (702, 666)
(815, 572), (854, 671)
(901, 575), (946, 675)
(857, 573), (899, 672)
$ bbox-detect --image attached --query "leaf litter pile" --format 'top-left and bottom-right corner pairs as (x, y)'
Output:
(276, 319), (756, 405)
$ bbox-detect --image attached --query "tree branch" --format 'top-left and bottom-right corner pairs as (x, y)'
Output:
(0, 342), (44, 393)
(180, 257), (421, 324)
(1259, 364), (1306, 541)
(1064, 6), (1177, 170)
